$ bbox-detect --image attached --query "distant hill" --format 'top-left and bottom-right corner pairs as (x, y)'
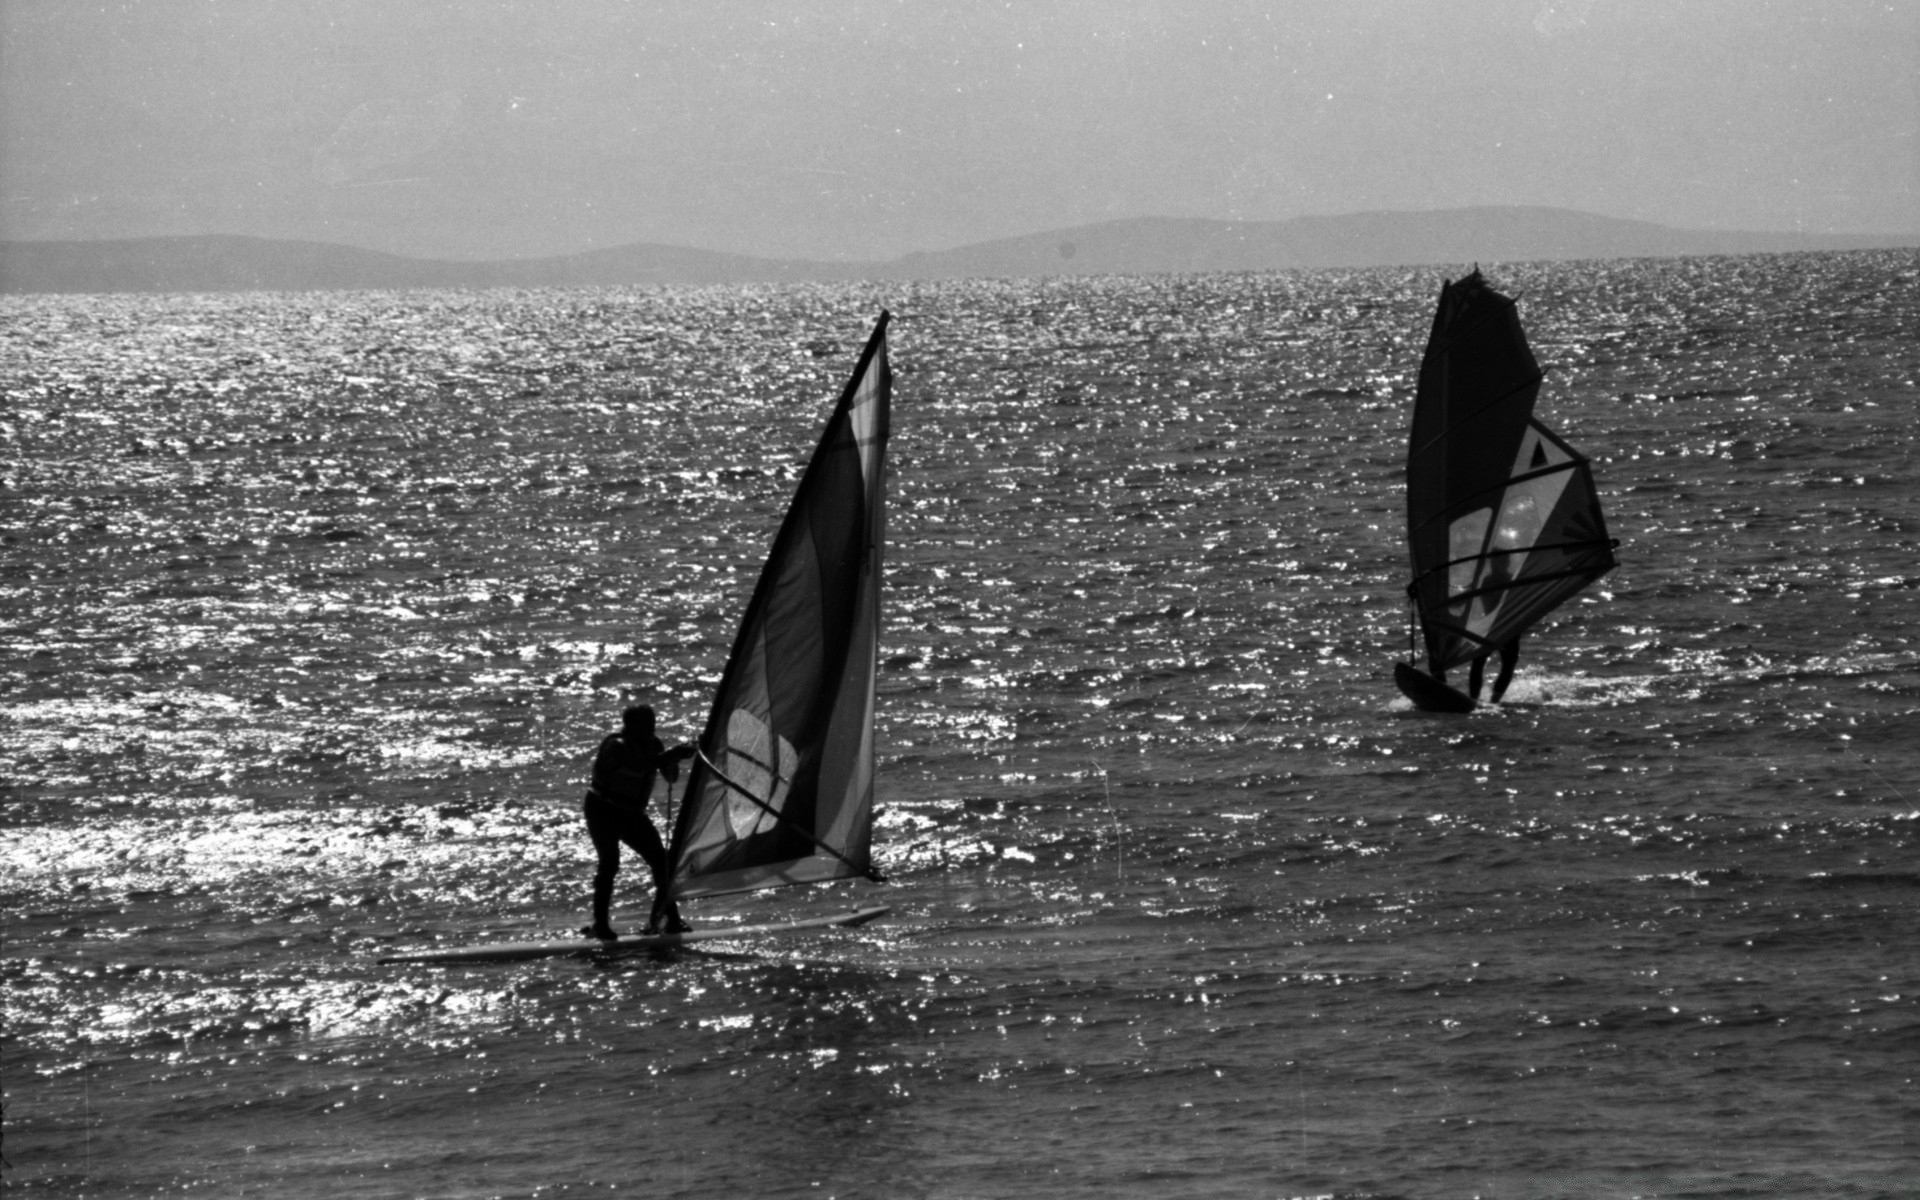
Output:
(3, 207), (1913, 294)
(0, 234), (839, 294)
(895, 208), (1917, 278)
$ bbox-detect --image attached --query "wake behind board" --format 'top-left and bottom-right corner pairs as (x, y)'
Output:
(1393, 662), (1476, 713)
(376, 905), (890, 965)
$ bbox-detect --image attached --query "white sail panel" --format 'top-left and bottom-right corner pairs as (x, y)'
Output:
(720, 708), (793, 839)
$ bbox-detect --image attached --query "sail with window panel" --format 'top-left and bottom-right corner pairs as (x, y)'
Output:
(1394, 273), (1617, 711)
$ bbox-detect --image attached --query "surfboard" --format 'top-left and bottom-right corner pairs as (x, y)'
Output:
(376, 904), (890, 965)
(1393, 662), (1477, 713)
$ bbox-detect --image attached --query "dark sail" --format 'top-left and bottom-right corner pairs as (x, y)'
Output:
(1405, 272), (1616, 675)
(667, 314), (891, 899)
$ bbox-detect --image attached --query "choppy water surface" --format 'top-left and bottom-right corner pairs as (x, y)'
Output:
(3, 253), (1917, 1198)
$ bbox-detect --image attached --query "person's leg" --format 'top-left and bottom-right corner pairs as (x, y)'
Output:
(617, 814), (688, 934)
(1490, 641), (1520, 703)
(647, 892), (688, 935)
(584, 796), (622, 938)
(1467, 653), (1488, 700)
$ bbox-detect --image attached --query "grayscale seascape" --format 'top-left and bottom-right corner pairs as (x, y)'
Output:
(3, 250), (1917, 1197)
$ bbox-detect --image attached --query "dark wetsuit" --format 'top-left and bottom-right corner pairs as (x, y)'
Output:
(583, 732), (686, 936)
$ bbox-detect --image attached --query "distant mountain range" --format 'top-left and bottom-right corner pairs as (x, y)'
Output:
(3, 207), (1913, 294)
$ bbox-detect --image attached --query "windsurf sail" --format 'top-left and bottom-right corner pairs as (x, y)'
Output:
(1404, 272), (1617, 676)
(666, 313), (891, 899)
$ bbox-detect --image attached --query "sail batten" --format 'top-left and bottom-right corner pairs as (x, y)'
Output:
(1411, 541), (1624, 592)
(1403, 272), (1616, 679)
(667, 313), (891, 901)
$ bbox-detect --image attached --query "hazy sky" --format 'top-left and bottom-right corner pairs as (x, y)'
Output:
(2, 1), (1914, 261)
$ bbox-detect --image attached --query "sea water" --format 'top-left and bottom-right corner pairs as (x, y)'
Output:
(3, 252), (1916, 1198)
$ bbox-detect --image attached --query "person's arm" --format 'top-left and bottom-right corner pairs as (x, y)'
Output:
(659, 743), (695, 783)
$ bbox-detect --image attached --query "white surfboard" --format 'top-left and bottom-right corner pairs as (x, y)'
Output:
(376, 904), (890, 965)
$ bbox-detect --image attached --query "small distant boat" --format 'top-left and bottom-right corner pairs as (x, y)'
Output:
(1394, 272), (1618, 712)
(380, 313), (894, 966)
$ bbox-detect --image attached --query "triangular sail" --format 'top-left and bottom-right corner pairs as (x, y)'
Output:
(1405, 273), (1616, 674)
(667, 314), (891, 899)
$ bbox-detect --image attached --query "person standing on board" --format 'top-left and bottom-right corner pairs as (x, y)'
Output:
(582, 704), (695, 938)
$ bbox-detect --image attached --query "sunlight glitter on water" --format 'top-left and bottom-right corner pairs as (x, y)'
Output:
(4, 257), (1918, 1197)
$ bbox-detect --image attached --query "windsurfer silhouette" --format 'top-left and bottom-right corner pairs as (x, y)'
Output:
(582, 704), (695, 939)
